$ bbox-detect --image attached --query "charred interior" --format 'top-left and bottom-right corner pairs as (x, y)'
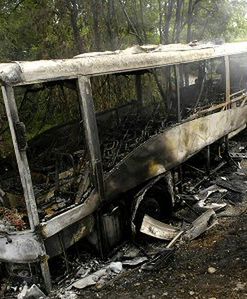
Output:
(0, 81), (92, 227)
(1, 53), (247, 229)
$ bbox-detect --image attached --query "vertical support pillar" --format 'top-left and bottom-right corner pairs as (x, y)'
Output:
(77, 76), (105, 257)
(40, 255), (52, 292)
(1, 85), (51, 292)
(175, 65), (183, 191)
(175, 65), (181, 122)
(224, 56), (230, 157)
(224, 56), (231, 108)
(206, 145), (211, 175)
(2, 85), (39, 229)
(77, 76), (105, 201)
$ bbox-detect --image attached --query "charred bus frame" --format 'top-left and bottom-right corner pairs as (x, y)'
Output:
(0, 42), (247, 291)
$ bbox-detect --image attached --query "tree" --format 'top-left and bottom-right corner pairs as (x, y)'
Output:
(0, 0), (247, 62)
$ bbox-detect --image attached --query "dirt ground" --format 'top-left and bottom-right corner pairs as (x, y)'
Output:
(76, 208), (247, 299)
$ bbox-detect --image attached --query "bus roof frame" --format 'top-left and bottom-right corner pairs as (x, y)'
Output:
(1, 42), (247, 86)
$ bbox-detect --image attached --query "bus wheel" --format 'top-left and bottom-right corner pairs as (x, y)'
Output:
(131, 175), (174, 238)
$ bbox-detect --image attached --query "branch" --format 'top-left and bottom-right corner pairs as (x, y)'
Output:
(192, 0), (203, 12)
(12, 0), (26, 12)
(118, 0), (143, 44)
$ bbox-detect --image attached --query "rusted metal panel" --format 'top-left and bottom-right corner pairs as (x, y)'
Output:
(1, 42), (247, 85)
(104, 106), (247, 199)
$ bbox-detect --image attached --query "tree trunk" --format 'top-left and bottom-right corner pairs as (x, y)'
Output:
(174, 0), (183, 43)
(158, 0), (163, 44)
(186, 0), (193, 43)
(105, 0), (119, 50)
(139, 0), (147, 43)
(65, 0), (85, 53)
(119, 0), (143, 45)
(163, 0), (174, 44)
(91, 0), (101, 51)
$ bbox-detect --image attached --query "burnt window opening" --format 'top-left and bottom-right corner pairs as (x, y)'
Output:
(229, 53), (247, 108)
(13, 80), (93, 222)
(91, 67), (175, 173)
(230, 53), (247, 93)
(177, 58), (226, 119)
(0, 92), (27, 231)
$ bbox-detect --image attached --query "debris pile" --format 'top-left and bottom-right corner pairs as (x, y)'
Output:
(0, 207), (26, 231)
(17, 284), (47, 299)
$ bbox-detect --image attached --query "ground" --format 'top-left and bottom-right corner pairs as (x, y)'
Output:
(76, 210), (247, 299)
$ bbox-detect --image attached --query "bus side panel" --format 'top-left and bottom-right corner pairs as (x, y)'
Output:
(104, 106), (247, 199)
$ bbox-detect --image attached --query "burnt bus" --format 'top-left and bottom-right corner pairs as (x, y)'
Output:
(0, 42), (247, 291)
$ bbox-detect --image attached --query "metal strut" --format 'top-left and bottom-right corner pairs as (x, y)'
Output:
(1, 84), (52, 292)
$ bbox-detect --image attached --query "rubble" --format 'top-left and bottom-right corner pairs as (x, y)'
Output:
(207, 267), (217, 274)
(57, 290), (78, 299)
(108, 262), (122, 274)
(233, 282), (246, 291)
(141, 248), (174, 271)
(0, 207), (26, 231)
(88, 136), (244, 294)
(183, 209), (218, 241)
(166, 231), (184, 248)
(71, 262), (123, 290)
(17, 284), (47, 299)
(71, 268), (107, 289)
(122, 257), (148, 267)
(214, 177), (247, 193)
(140, 209), (218, 244)
(193, 200), (227, 212)
(121, 245), (141, 260)
(140, 214), (180, 240)
(193, 184), (227, 201)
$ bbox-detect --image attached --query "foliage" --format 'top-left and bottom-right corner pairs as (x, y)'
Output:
(0, 0), (247, 61)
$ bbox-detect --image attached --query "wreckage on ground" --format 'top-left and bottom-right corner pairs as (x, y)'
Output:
(0, 42), (247, 291)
